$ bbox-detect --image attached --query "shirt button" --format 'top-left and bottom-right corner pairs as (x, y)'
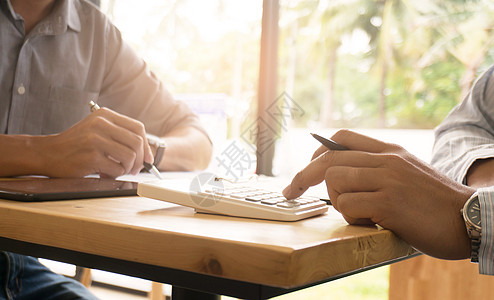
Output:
(17, 85), (26, 95)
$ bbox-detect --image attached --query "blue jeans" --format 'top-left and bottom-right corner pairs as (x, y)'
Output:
(0, 252), (98, 300)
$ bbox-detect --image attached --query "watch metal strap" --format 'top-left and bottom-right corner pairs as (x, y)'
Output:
(154, 145), (165, 166)
(146, 134), (166, 166)
(463, 192), (481, 263)
(471, 236), (480, 263)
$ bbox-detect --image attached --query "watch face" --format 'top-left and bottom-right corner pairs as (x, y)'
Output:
(466, 197), (481, 227)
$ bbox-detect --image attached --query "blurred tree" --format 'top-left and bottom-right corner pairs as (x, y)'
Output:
(281, 0), (382, 127)
(416, 0), (494, 99)
(101, 0), (494, 129)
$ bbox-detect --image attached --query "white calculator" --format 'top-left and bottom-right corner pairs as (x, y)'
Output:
(137, 174), (328, 221)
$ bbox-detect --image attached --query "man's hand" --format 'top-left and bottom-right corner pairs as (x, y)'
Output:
(283, 129), (475, 260)
(39, 107), (153, 178)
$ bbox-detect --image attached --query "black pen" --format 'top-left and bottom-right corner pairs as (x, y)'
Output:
(88, 101), (163, 180)
(309, 133), (348, 206)
(310, 133), (349, 151)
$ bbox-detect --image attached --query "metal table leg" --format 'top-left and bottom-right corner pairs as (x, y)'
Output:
(171, 286), (221, 300)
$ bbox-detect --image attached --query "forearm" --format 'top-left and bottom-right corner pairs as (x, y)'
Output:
(0, 135), (48, 177)
(158, 126), (212, 171)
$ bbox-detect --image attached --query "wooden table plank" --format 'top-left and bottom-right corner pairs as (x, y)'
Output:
(0, 196), (414, 288)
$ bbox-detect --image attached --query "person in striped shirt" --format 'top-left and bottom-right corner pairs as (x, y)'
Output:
(283, 129), (477, 264)
(432, 65), (494, 275)
(284, 67), (494, 274)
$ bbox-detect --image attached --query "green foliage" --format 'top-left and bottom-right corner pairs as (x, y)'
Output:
(277, 0), (494, 129)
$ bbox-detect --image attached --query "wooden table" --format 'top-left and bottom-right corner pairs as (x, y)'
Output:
(0, 195), (416, 299)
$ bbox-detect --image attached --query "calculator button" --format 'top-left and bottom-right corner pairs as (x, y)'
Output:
(277, 201), (301, 208)
(249, 191), (265, 197)
(230, 193), (247, 199)
(271, 197), (287, 203)
(245, 196), (262, 202)
(261, 199), (279, 205)
(269, 193), (283, 197)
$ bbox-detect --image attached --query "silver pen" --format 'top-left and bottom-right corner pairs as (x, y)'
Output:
(311, 133), (349, 151)
(88, 101), (163, 180)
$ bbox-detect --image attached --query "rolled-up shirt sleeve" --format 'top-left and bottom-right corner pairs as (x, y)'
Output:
(432, 65), (494, 274)
(479, 188), (494, 274)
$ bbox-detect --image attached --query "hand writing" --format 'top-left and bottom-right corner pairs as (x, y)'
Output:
(39, 107), (153, 178)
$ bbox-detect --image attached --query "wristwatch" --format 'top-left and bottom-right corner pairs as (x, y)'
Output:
(461, 192), (482, 263)
(146, 134), (167, 166)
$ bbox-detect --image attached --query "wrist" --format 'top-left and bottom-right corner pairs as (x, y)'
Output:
(443, 186), (476, 259)
(26, 135), (56, 176)
(0, 135), (49, 177)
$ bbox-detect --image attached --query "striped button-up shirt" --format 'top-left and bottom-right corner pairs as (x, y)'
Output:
(0, 0), (205, 137)
(433, 65), (494, 275)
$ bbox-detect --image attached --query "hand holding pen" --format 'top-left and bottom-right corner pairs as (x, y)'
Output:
(89, 101), (162, 179)
(37, 101), (156, 178)
(282, 132), (348, 200)
(283, 131), (476, 260)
